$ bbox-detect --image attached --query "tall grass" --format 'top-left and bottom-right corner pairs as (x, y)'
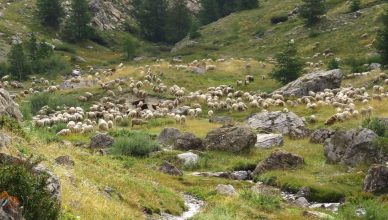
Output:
(111, 132), (160, 157)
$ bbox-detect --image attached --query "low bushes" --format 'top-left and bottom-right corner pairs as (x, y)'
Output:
(362, 117), (386, 137)
(111, 132), (160, 157)
(270, 15), (288, 24)
(240, 189), (281, 211)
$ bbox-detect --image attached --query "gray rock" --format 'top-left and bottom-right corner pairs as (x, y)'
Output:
(204, 126), (257, 152)
(0, 133), (11, 148)
(209, 116), (234, 125)
(55, 155), (75, 167)
(177, 152), (199, 167)
(273, 69), (342, 97)
(174, 132), (203, 151)
(158, 128), (182, 145)
(324, 128), (382, 166)
(255, 133), (284, 148)
(230, 171), (250, 180)
(172, 106), (191, 115)
(191, 66), (206, 74)
(363, 165), (388, 194)
(159, 161), (183, 176)
(73, 56), (86, 63)
(310, 129), (333, 144)
(247, 111), (307, 138)
(369, 63), (381, 70)
(0, 89), (23, 121)
(295, 186), (311, 199)
(216, 184), (237, 196)
(31, 164), (61, 202)
(89, 133), (114, 149)
(253, 151), (304, 175)
(295, 197), (309, 207)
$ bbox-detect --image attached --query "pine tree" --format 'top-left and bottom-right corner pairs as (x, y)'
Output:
(376, 9), (388, 67)
(166, 0), (192, 43)
(299, 0), (326, 26)
(123, 37), (137, 60)
(199, 0), (220, 25)
(36, 0), (64, 29)
(270, 42), (303, 85)
(7, 44), (31, 81)
(62, 0), (92, 42)
(132, 0), (169, 42)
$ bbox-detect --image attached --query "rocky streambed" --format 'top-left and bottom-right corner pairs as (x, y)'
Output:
(159, 194), (204, 220)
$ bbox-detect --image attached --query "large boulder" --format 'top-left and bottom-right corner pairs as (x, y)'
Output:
(253, 151), (304, 175)
(310, 129), (333, 144)
(158, 128), (182, 145)
(174, 132), (203, 150)
(363, 165), (388, 194)
(247, 111), (307, 138)
(255, 133), (284, 148)
(177, 152), (199, 167)
(0, 89), (23, 121)
(323, 128), (382, 166)
(273, 69), (342, 97)
(89, 133), (114, 149)
(215, 184), (237, 196)
(204, 126), (257, 152)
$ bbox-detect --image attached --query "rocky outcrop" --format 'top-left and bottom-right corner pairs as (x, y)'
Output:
(55, 155), (75, 167)
(310, 129), (333, 144)
(323, 128), (382, 166)
(255, 133), (284, 148)
(89, 133), (114, 149)
(159, 161), (183, 176)
(273, 69), (342, 97)
(158, 128), (182, 145)
(247, 111), (307, 138)
(204, 126), (257, 152)
(363, 165), (388, 194)
(0, 89), (23, 121)
(174, 132), (203, 150)
(253, 151), (304, 175)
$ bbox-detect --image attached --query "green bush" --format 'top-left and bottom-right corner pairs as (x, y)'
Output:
(270, 15), (288, 24)
(240, 189), (281, 211)
(111, 132), (160, 157)
(346, 57), (368, 73)
(29, 93), (81, 116)
(362, 117), (386, 137)
(53, 42), (77, 53)
(350, 0), (361, 12)
(337, 198), (388, 220)
(0, 116), (27, 138)
(0, 164), (60, 220)
(375, 137), (388, 154)
(328, 58), (340, 70)
(29, 93), (50, 115)
(37, 55), (72, 77)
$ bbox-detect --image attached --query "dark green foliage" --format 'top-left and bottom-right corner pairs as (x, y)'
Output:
(346, 57), (368, 73)
(166, 0), (192, 43)
(240, 190), (281, 211)
(362, 117), (386, 137)
(189, 19), (202, 39)
(36, 0), (64, 29)
(7, 44), (31, 81)
(29, 93), (50, 115)
(328, 58), (340, 70)
(29, 93), (80, 115)
(0, 164), (60, 220)
(376, 9), (388, 67)
(132, 0), (169, 42)
(270, 15), (288, 24)
(199, 0), (220, 25)
(337, 198), (388, 220)
(111, 132), (160, 157)
(237, 0), (259, 11)
(0, 62), (7, 77)
(299, 0), (326, 26)
(62, 0), (93, 42)
(38, 55), (72, 77)
(270, 42), (303, 84)
(0, 116), (26, 138)
(123, 36), (137, 60)
(350, 0), (361, 12)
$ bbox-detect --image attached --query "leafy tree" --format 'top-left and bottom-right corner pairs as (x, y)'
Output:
(132, 0), (169, 42)
(270, 42), (303, 84)
(199, 0), (220, 24)
(7, 44), (31, 81)
(299, 0), (326, 26)
(62, 0), (92, 42)
(350, 0), (361, 12)
(123, 37), (137, 60)
(376, 9), (388, 67)
(166, 0), (192, 43)
(36, 0), (64, 29)
(27, 33), (54, 72)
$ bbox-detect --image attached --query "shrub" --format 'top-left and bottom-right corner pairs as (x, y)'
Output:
(0, 116), (26, 138)
(111, 132), (160, 157)
(53, 42), (77, 53)
(346, 57), (368, 73)
(270, 15), (288, 24)
(375, 137), (388, 154)
(240, 189), (281, 211)
(328, 58), (340, 70)
(362, 117), (386, 137)
(350, 0), (361, 12)
(37, 55), (72, 78)
(0, 164), (60, 220)
(29, 93), (50, 115)
(270, 42), (303, 84)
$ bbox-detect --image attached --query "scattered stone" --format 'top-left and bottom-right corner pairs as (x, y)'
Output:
(215, 184), (237, 196)
(0, 89), (23, 121)
(159, 161), (183, 176)
(73, 56), (86, 63)
(174, 132), (203, 151)
(191, 66), (206, 74)
(191, 171), (230, 179)
(253, 151), (304, 175)
(247, 111), (307, 138)
(89, 133), (114, 149)
(204, 125), (257, 152)
(55, 155), (75, 167)
(369, 63), (381, 70)
(230, 171), (251, 180)
(363, 165), (388, 194)
(295, 197), (309, 207)
(273, 69), (342, 97)
(177, 152), (199, 167)
(0, 133), (11, 148)
(255, 133), (284, 148)
(158, 128), (182, 145)
(310, 129), (333, 144)
(295, 186), (311, 198)
(324, 128), (382, 166)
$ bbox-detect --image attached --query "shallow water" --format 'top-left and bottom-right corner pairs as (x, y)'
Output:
(160, 194), (204, 220)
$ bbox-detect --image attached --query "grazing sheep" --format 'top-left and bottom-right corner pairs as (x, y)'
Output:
(131, 118), (148, 127)
(208, 110), (214, 117)
(57, 129), (71, 136)
(98, 119), (109, 131)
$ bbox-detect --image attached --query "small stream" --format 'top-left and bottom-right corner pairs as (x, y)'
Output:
(159, 194), (204, 220)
